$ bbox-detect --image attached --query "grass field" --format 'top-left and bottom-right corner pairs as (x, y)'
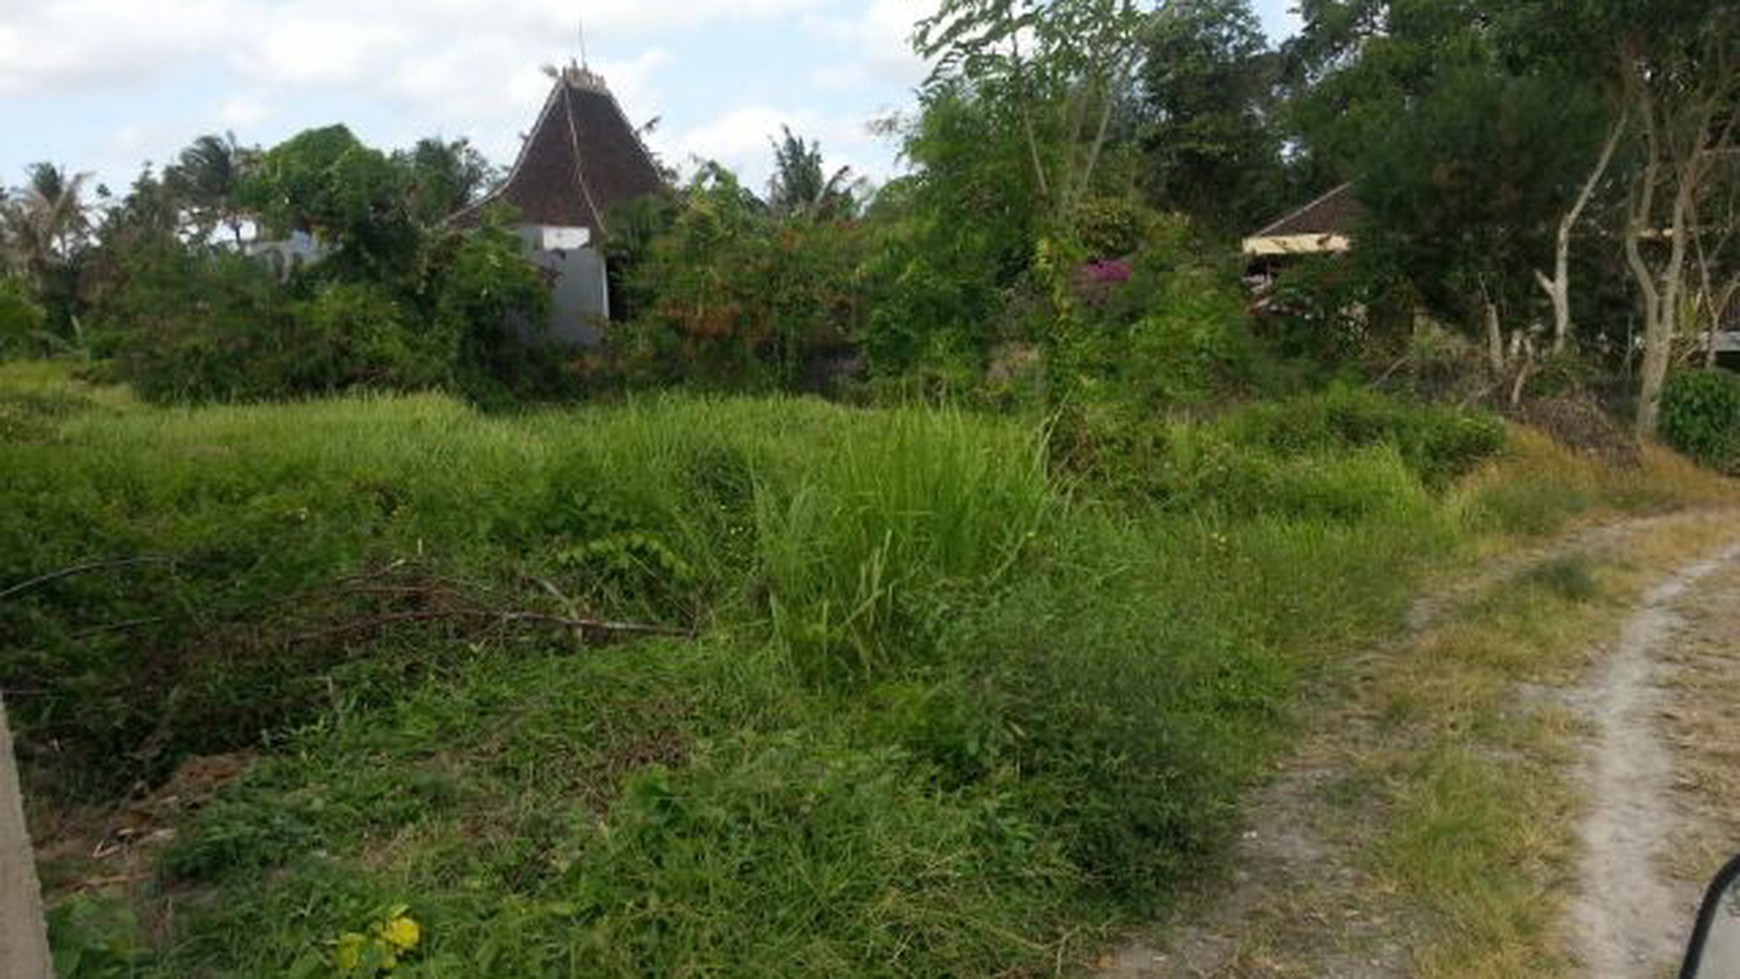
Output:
(0, 361), (1709, 978)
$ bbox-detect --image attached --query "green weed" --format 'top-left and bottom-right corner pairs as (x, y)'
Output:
(0, 368), (1600, 977)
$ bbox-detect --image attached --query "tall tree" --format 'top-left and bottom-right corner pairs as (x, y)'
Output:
(918, 0), (1150, 235)
(165, 132), (257, 246)
(2, 163), (93, 288)
(394, 137), (497, 228)
(917, 0), (1152, 406)
(1, 163), (95, 335)
(1137, 0), (1283, 234)
(1614, 2), (1740, 434)
(1283, 0), (1497, 179)
(1356, 68), (1610, 398)
(240, 126), (419, 280)
(767, 127), (861, 219)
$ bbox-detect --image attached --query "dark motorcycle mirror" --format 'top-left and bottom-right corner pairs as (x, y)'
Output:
(1682, 853), (1740, 979)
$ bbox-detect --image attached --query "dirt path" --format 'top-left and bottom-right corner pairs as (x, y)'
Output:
(1094, 513), (1740, 979)
(1568, 544), (1740, 979)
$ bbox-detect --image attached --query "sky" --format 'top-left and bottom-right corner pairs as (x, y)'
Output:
(0, 0), (1302, 198)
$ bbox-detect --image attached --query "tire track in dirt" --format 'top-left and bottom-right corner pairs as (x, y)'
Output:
(1571, 543), (1740, 979)
(1092, 514), (1740, 979)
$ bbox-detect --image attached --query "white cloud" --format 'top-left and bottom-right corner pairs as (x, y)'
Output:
(244, 15), (410, 86)
(810, 0), (935, 91)
(0, 0), (834, 96)
(0, 0), (923, 192)
(218, 93), (275, 129)
(664, 103), (889, 190)
(0, 0), (234, 94)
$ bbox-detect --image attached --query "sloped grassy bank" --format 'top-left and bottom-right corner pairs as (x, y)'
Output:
(3, 368), (1512, 976)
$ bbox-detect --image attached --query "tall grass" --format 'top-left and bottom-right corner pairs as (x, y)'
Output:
(3, 369), (1546, 977)
(757, 410), (1049, 681)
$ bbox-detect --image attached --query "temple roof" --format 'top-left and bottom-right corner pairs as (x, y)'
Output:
(472, 65), (665, 233)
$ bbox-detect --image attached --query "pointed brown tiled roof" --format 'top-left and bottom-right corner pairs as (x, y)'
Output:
(472, 65), (665, 233)
(1253, 183), (1365, 238)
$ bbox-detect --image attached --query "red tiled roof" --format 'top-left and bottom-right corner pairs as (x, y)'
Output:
(470, 66), (665, 233)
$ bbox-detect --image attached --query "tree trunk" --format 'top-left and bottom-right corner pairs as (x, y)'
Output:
(1485, 301), (1505, 376)
(1538, 116), (1627, 354)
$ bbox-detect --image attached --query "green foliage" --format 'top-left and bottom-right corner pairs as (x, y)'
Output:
(1218, 386), (1508, 488)
(1287, 0), (1499, 176)
(425, 216), (553, 392)
(240, 125), (419, 279)
(97, 243), (462, 401)
(47, 896), (150, 979)
(93, 240), (294, 401)
(285, 281), (455, 392)
(549, 733), (1078, 976)
(621, 165), (866, 389)
(393, 137), (497, 227)
(1356, 68), (1610, 332)
(163, 132), (257, 245)
(5, 378), (1504, 977)
(1659, 369), (1740, 471)
(97, 146), (547, 404)
(756, 411), (1048, 682)
(1463, 478), (1596, 538)
(1137, 0), (1284, 234)
(1064, 387), (1505, 516)
(1050, 224), (1258, 411)
(1518, 552), (1599, 603)
(767, 127), (860, 219)
(0, 275), (46, 358)
(859, 92), (1040, 374)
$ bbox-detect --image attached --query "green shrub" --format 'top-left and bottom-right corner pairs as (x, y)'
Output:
(0, 277), (46, 359)
(11, 382), (1477, 977)
(1518, 553), (1599, 604)
(1464, 477), (1596, 537)
(284, 281), (455, 392)
(428, 217), (554, 395)
(1659, 369), (1740, 470)
(47, 896), (150, 979)
(1222, 386), (1506, 488)
(94, 242), (294, 401)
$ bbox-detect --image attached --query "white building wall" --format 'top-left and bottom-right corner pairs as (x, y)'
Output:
(516, 225), (611, 347)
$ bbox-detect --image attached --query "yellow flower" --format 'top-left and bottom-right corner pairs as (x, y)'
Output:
(335, 932), (369, 971)
(377, 913), (421, 953)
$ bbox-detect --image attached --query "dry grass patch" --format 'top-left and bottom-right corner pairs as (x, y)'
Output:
(1657, 562), (1740, 885)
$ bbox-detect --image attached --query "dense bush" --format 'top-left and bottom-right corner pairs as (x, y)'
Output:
(0, 277), (47, 359)
(1220, 385), (1507, 488)
(284, 282), (454, 391)
(94, 242), (294, 401)
(94, 220), (548, 403)
(1066, 387), (1505, 511)
(1659, 369), (1740, 471)
(617, 166), (867, 390)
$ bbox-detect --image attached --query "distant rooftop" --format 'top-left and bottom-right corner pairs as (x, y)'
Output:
(1243, 183), (1364, 257)
(466, 61), (665, 233)
(1253, 183), (1364, 238)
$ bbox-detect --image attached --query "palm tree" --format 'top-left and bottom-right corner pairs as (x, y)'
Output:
(1, 163), (93, 292)
(166, 132), (256, 245)
(767, 127), (863, 220)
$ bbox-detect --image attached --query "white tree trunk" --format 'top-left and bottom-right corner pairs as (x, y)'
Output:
(1537, 116), (1627, 355)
